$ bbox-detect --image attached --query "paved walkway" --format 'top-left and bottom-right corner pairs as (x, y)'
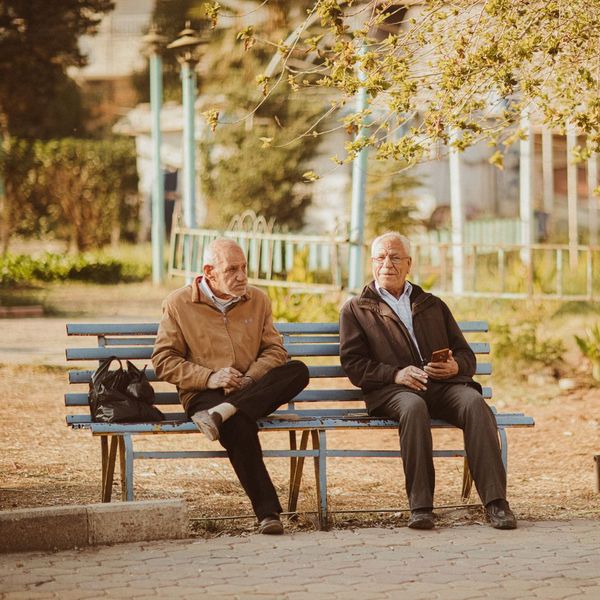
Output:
(1, 520), (599, 599)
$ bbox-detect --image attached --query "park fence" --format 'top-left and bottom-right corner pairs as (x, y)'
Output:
(168, 224), (600, 301)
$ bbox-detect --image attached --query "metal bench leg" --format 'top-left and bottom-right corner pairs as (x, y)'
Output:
(312, 429), (328, 531)
(461, 457), (473, 501)
(101, 435), (108, 484)
(498, 427), (508, 472)
(118, 435), (134, 501)
(288, 430), (310, 513)
(101, 435), (118, 503)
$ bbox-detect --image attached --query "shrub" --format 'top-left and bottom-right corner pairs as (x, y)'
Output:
(491, 321), (565, 376)
(0, 253), (150, 287)
(574, 324), (600, 381)
(0, 137), (139, 253)
(269, 288), (340, 323)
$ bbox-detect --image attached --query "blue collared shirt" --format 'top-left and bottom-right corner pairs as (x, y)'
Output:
(375, 280), (423, 362)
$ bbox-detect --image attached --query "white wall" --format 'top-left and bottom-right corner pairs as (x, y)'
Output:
(73, 0), (153, 79)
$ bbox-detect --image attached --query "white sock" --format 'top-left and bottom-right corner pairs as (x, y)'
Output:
(208, 402), (237, 422)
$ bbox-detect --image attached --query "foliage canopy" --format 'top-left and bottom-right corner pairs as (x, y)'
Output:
(206, 0), (600, 168)
(142, 0), (322, 230)
(0, 0), (114, 138)
(0, 137), (138, 252)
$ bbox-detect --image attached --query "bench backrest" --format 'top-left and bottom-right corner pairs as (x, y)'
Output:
(65, 321), (491, 427)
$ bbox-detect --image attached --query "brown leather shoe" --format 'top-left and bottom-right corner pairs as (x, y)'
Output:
(258, 514), (284, 535)
(191, 410), (222, 441)
(408, 509), (435, 530)
(485, 499), (517, 530)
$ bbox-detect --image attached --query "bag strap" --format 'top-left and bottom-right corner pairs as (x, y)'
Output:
(91, 356), (123, 386)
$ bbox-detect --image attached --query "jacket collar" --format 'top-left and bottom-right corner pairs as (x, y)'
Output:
(358, 280), (432, 315)
(191, 276), (251, 305)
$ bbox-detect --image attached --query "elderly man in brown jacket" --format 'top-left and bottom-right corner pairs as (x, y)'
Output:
(340, 232), (516, 531)
(152, 238), (309, 535)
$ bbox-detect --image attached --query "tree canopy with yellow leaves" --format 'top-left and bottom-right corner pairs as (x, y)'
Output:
(206, 0), (600, 168)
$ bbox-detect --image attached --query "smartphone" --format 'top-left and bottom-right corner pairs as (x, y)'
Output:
(430, 348), (450, 363)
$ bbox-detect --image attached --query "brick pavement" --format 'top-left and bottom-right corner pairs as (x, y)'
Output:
(1, 520), (599, 599)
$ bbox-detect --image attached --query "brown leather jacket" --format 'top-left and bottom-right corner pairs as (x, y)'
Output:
(340, 281), (478, 408)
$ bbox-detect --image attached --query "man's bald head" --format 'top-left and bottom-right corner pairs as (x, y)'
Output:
(202, 238), (248, 299)
(204, 238), (244, 266)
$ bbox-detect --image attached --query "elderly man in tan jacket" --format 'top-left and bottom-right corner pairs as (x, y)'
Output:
(152, 238), (309, 535)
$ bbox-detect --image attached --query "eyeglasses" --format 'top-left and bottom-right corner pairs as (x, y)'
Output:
(371, 255), (410, 265)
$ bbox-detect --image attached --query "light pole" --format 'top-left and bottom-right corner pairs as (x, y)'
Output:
(348, 45), (369, 292)
(168, 22), (208, 284)
(143, 25), (167, 285)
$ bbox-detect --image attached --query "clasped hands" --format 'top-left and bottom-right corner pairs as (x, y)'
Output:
(394, 350), (459, 391)
(207, 367), (254, 395)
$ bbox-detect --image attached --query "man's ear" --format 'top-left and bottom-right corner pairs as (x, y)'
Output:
(203, 264), (213, 280)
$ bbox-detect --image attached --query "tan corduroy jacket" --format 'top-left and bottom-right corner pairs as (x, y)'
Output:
(151, 277), (288, 411)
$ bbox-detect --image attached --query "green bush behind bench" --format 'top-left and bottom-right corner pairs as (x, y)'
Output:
(0, 252), (151, 287)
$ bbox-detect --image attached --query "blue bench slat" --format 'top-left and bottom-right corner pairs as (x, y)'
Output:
(74, 338), (490, 355)
(66, 321), (489, 337)
(283, 335), (340, 343)
(286, 344), (342, 357)
(66, 344), (343, 360)
(68, 364), (351, 384)
(68, 364), (493, 385)
(66, 346), (493, 362)
(65, 388), (364, 406)
(66, 348), (153, 360)
(65, 392), (180, 406)
(65, 385), (492, 411)
(276, 323), (340, 334)
(75, 412), (533, 434)
(103, 338), (156, 346)
(67, 412), (187, 425)
(457, 321), (488, 332)
(66, 323), (159, 336)
(308, 366), (345, 377)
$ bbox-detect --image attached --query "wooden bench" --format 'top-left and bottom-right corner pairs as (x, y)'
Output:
(65, 321), (534, 530)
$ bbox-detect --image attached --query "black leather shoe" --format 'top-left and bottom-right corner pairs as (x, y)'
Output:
(191, 410), (222, 441)
(408, 509), (435, 530)
(258, 514), (284, 535)
(485, 499), (517, 530)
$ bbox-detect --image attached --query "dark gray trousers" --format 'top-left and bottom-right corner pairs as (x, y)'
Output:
(187, 360), (310, 520)
(370, 382), (507, 510)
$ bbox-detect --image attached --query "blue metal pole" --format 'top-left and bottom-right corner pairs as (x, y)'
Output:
(181, 60), (197, 284)
(348, 47), (369, 292)
(150, 52), (165, 285)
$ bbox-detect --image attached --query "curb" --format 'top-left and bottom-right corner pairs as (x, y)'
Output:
(0, 499), (188, 554)
(0, 305), (44, 318)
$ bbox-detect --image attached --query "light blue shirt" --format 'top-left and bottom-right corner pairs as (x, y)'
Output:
(199, 277), (241, 313)
(375, 280), (423, 361)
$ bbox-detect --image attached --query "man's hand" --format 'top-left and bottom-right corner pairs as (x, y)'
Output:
(423, 350), (459, 380)
(223, 375), (254, 396)
(207, 367), (243, 390)
(394, 366), (428, 391)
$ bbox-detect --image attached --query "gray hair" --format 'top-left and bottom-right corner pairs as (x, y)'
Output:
(203, 237), (243, 266)
(371, 232), (411, 256)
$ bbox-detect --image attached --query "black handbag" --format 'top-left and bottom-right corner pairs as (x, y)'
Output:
(88, 357), (165, 423)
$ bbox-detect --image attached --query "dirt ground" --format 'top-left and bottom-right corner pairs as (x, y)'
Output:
(0, 283), (599, 535)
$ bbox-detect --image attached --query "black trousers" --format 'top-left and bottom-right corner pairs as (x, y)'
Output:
(370, 381), (507, 510)
(186, 360), (310, 520)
